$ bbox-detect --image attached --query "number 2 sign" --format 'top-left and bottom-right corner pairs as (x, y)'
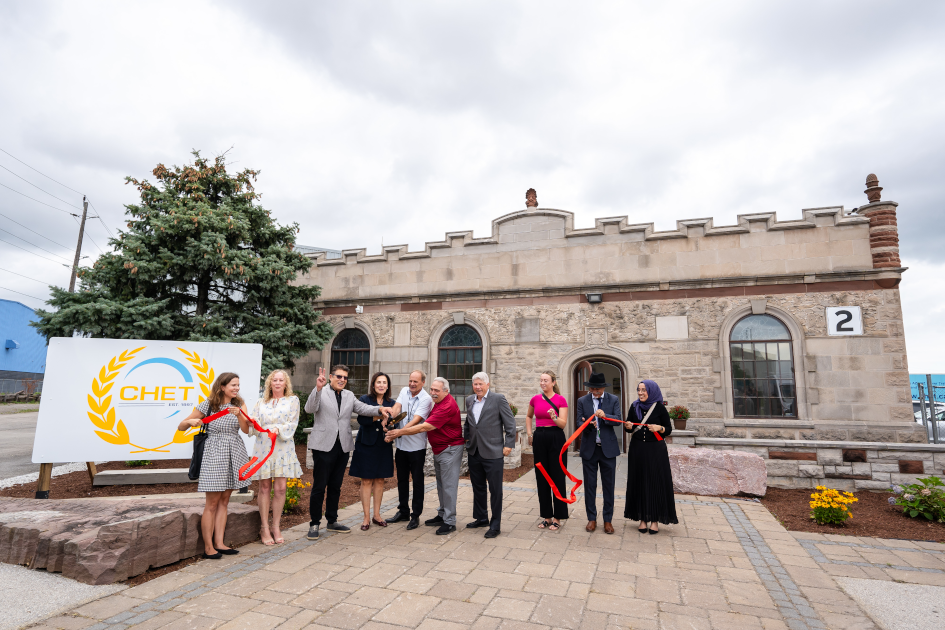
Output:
(826, 306), (863, 336)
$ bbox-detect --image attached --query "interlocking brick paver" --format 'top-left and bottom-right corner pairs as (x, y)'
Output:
(372, 593), (441, 627)
(74, 596), (147, 620)
(53, 486), (888, 630)
(289, 588), (347, 612)
(214, 611), (283, 630)
(482, 597), (534, 622)
(427, 600), (485, 625)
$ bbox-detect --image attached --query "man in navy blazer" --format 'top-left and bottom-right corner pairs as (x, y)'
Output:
(575, 372), (623, 534)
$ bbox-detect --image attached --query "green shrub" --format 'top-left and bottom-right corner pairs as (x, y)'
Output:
(890, 476), (945, 522)
(510, 404), (519, 417)
(295, 390), (313, 445)
(126, 460), (152, 467)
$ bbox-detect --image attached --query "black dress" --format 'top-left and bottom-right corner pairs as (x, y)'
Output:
(348, 395), (395, 479)
(624, 403), (678, 524)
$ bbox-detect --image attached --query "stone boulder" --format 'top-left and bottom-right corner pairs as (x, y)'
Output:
(0, 496), (260, 584)
(669, 447), (767, 497)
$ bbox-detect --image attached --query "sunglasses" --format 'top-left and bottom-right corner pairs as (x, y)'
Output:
(331, 374), (348, 380)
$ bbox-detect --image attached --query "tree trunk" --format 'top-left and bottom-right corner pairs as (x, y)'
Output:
(195, 276), (211, 316)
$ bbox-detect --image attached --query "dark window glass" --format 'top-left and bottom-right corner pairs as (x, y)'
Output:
(730, 316), (796, 418)
(437, 324), (482, 412)
(331, 328), (370, 397)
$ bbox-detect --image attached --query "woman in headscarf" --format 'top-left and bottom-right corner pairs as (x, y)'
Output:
(624, 379), (677, 534)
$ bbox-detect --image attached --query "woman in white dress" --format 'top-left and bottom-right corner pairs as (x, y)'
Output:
(249, 369), (303, 545)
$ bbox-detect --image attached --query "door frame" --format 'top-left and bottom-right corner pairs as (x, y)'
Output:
(571, 357), (629, 453)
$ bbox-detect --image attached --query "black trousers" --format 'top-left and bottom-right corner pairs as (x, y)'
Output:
(310, 437), (349, 526)
(395, 448), (426, 518)
(582, 444), (617, 522)
(533, 426), (569, 520)
(468, 449), (504, 531)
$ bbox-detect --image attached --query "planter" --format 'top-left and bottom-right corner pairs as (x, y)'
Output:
(673, 419), (687, 430)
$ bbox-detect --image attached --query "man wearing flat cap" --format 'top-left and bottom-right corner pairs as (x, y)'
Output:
(575, 372), (623, 534)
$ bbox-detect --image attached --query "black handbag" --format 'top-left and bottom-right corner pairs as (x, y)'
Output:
(187, 424), (208, 481)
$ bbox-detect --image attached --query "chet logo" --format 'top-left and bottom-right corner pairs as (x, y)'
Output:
(86, 347), (215, 454)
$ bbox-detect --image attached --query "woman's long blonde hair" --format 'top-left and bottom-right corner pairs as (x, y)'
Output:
(541, 370), (561, 395)
(208, 372), (244, 410)
(262, 369), (294, 402)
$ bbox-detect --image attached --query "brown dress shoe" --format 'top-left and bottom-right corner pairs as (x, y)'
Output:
(604, 522), (615, 534)
(585, 521), (597, 533)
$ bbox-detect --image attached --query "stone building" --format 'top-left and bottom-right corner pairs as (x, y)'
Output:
(293, 176), (922, 461)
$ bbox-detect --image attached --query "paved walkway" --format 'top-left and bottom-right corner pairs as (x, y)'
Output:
(26, 478), (945, 630)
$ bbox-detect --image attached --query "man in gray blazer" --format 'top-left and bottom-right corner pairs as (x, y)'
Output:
(464, 372), (516, 538)
(304, 365), (393, 540)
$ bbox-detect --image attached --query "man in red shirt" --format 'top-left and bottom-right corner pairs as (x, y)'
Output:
(386, 376), (464, 535)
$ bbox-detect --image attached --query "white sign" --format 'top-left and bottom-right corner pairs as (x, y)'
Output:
(32, 338), (262, 463)
(826, 306), (863, 336)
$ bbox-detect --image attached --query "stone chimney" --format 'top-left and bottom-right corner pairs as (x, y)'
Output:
(525, 188), (538, 208)
(855, 174), (901, 269)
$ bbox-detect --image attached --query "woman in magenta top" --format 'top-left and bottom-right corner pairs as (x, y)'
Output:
(526, 370), (569, 530)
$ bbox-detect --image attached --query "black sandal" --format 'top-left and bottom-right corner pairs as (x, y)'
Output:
(537, 519), (551, 529)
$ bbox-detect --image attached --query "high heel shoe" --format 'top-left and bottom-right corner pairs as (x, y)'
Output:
(648, 527), (659, 535)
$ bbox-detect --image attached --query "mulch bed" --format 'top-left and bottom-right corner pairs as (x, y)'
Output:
(2, 446), (536, 585)
(759, 487), (945, 543)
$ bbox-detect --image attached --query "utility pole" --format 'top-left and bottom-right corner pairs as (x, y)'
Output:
(68, 195), (89, 292)
(38, 195), (96, 498)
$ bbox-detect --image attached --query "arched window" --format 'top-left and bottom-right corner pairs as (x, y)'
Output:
(730, 314), (796, 418)
(438, 324), (483, 412)
(331, 328), (370, 397)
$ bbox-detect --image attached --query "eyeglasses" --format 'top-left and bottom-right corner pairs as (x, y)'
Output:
(332, 374), (348, 380)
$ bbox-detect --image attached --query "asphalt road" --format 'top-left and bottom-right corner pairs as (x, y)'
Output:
(0, 410), (44, 480)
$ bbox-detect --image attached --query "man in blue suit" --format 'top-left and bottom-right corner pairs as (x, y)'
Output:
(576, 372), (623, 534)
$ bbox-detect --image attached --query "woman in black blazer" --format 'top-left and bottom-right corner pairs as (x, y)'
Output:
(349, 372), (395, 531)
(624, 379), (678, 534)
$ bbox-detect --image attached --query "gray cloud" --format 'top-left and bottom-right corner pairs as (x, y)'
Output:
(1, 1), (944, 373)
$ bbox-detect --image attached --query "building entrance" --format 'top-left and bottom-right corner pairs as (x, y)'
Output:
(572, 359), (627, 453)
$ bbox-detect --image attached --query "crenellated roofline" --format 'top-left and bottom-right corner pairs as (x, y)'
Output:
(305, 206), (869, 266)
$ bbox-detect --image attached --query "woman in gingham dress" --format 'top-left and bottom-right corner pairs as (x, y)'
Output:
(178, 372), (250, 559)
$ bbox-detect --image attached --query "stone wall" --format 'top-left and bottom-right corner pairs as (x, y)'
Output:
(299, 207), (886, 301)
(666, 438), (945, 491)
(292, 198), (915, 442)
(293, 285), (917, 442)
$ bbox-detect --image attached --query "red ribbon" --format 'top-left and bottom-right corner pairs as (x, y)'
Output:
(535, 415), (663, 504)
(201, 407), (278, 481)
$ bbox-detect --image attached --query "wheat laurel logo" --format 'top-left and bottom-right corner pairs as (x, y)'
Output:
(87, 347), (216, 454)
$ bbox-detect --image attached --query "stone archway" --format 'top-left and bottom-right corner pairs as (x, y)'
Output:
(556, 330), (639, 442)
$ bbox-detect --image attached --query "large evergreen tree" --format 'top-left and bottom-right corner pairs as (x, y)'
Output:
(33, 151), (332, 374)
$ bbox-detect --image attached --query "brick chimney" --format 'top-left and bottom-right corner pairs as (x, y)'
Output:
(855, 174), (901, 269)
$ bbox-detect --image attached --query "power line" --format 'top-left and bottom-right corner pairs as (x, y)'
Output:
(0, 147), (84, 195)
(0, 266), (58, 287)
(0, 150), (118, 246)
(0, 181), (80, 216)
(87, 199), (116, 240)
(0, 226), (73, 262)
(0, 210), (73, 249)
(0, 284), (48, 302)
(0, 164), (82, 210)
(0, 233), (72, 265)
(71, 214), (104, 255)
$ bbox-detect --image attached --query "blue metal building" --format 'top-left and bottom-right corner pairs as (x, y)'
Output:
(0, 299), (47, 393)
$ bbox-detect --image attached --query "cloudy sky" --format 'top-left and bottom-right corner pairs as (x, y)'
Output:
(1, 0), (944, 371)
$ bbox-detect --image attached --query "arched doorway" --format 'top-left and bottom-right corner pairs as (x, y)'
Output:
(572, 359), (627, 453)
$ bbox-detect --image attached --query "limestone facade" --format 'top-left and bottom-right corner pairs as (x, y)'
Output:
(293, 179), (918, 445)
